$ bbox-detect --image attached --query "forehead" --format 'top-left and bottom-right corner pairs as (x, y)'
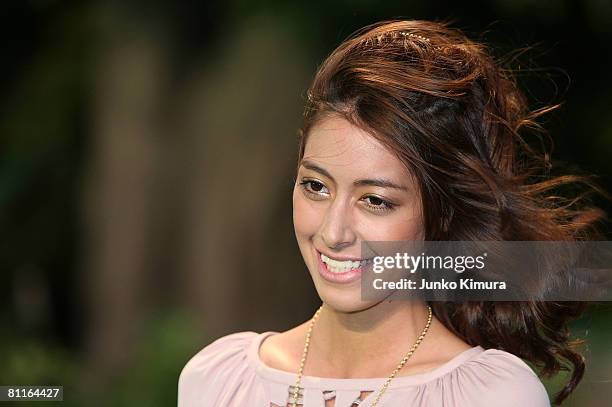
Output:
(302, 115), (412, 181)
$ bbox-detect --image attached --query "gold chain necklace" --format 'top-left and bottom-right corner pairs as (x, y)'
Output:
(289, 304), (433, 407)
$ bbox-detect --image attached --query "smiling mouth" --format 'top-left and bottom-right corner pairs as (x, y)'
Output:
(319, 252), (372, 274)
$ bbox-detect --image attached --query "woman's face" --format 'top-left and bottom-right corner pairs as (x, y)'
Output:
(293, 115), (424, 312)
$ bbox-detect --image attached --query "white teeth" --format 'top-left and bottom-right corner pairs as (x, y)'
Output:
(320, 253), (369, 273)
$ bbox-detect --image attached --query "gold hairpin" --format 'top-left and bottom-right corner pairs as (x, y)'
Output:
(399, 31), (430, 42)
(361, 31), (443, 52)
(399, 31), (445, 51)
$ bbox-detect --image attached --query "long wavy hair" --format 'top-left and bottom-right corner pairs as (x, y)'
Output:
(297, 20), (610, 405)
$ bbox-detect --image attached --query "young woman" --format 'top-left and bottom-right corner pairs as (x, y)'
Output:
(178, 20), (607, 406)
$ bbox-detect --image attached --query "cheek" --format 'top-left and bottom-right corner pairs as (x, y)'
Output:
(389, 217), (424, 240)
(361, 207), (424, 241)
(394, 205), (424, 240)
(292, 188), (322, 238)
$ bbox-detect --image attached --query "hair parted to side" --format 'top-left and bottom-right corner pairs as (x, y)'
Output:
(297, 19), (611, 405)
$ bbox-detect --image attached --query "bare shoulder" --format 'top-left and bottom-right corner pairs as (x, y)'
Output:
(427, 316), (475, 356)
(258, 322), (309, 373)
(395, 316), (475, 376)
(259, 316), (474, 376)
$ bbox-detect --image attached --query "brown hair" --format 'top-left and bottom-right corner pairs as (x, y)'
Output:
(297, 19), (610, 405)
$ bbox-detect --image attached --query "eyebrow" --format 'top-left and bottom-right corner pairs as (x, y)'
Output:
(300, 160), (409, 191)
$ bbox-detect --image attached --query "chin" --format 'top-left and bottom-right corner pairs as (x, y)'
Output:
(310, 273), (384, 314)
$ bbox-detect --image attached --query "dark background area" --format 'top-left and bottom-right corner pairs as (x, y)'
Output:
(1, 1), (611, 405)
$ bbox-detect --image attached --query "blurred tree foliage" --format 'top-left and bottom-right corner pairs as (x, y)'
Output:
(1, 1), (611, 406)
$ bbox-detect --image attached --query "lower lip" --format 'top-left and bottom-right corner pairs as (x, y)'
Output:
(316, 250), (365, 284)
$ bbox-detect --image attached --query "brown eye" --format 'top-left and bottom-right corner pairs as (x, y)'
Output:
(367, 196), (384, 206)
(299, 179), (330, 197)
(309, 181), (325, 192)
(362, 195), (396, 212)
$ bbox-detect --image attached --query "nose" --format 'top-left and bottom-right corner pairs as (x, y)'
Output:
(319, 197), (356, 251)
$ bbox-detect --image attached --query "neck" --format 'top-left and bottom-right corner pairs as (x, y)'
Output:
(307, 300), (431, 378)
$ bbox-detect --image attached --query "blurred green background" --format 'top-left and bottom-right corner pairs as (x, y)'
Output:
(1, 1), (612, 406)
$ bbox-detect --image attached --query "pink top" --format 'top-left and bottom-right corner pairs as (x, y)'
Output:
(178, 331), (550, 407)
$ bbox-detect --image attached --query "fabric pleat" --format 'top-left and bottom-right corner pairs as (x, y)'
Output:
(178, 331), (550, 407)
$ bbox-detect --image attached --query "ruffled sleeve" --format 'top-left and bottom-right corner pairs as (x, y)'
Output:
(177, 331), (267, 407)
(177, 332), (552, 407)
(439, 348), (551, 407)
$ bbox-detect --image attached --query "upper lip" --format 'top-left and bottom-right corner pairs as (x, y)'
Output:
(316, 248), (368, 262)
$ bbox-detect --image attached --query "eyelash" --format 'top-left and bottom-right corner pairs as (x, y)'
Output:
(298, 179), (397, 213)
